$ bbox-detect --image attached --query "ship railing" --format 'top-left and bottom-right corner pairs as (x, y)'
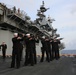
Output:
(1, 3), (29, 21)
(6, 8), (27, 21)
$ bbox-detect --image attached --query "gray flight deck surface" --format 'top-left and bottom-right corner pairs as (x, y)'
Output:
(0, 57), (76, 75)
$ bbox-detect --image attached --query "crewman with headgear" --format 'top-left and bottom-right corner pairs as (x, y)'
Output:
(45, 36), (52, 61)
(56, 38), (61, 59)
(40, 36), (50, 62)
(10, 33), (23, 69)
(50, 38), (53, 61)
(51, 38), (60, 60)
(31, 34), (39, 64)
(24, 33), (34, 66)
(0, 42), (7, 59)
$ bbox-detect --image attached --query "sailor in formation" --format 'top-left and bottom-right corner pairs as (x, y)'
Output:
(10, 33), (61, 69)
(23, 33), (34, 66)
(40, 36), (50, 62)
(51, 38), (60, 60)
(23, 34), (39, 66)
(10, 33), (23, 69)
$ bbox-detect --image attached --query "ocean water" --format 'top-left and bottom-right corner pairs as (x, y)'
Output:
(60, 50), (76, 54)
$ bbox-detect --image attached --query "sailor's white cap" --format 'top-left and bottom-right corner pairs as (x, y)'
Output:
(14, 33), (18, 36)
(42, 36), (45, 39)
(26, 33), (30, 36)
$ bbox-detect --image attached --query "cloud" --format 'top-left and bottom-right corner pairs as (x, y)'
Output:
(65, 2), (76, 15)
(61, 30), (76, 50)
(71, 9), (76, 14)
(52, 2), (76, 29)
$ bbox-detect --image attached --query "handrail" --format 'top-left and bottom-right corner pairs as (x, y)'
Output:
(0, 2), (30, 21)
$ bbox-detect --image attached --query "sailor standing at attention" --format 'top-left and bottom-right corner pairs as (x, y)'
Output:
(24, 34), (34, 66)
(10, 33), (23, 69)
(30, 35), (39, 64)
(51, 38), (60, 60)
(0, 42), (7, 59)
(40, 36), (50, 62)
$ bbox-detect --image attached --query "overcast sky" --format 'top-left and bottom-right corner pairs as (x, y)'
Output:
(0, 0), (76, 50)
